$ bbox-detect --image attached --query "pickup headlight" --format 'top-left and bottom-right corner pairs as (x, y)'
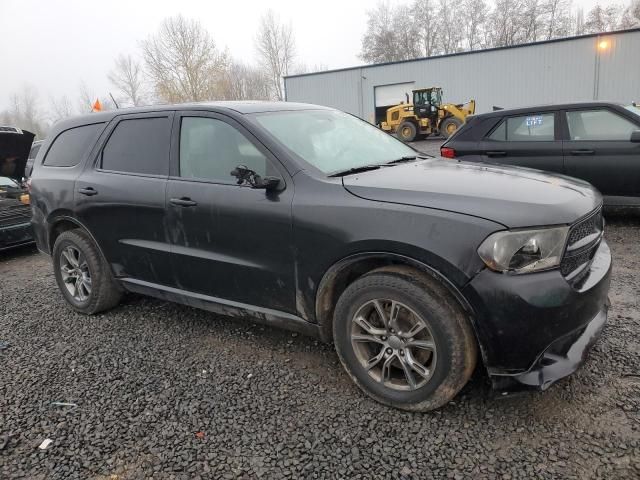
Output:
(477, 226), (569, 273)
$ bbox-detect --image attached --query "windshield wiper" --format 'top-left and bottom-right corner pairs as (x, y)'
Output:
(385, 155), (429, 164)
(327, 164), (386, 177)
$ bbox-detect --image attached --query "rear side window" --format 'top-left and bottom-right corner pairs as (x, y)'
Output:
(44, 123), (104, 167)
(488, 113), (555, 142)
(101, 117), (170, 175)
(566, 109), (638, 141)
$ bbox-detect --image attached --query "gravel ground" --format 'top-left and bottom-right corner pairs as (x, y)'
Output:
(1, 217), (639, 479)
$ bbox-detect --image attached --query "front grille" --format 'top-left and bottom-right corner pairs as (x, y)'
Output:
(560, 208), (603, 284)
(0, 201), (31, 227)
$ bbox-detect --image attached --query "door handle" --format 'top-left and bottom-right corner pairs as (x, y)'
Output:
(486, 151), (507, 157)
(78, 187), (98, 196)
(570, 149), (594, 155)
(170, 197), (198, 207)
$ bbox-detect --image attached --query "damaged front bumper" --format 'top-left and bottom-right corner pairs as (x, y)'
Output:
(490, 303), (608, 391)
(463, 239), (612, 392)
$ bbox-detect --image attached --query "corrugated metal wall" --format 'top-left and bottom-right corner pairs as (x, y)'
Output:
(285, 29), (640, 123)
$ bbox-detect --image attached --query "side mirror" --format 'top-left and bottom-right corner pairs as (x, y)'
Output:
(254, 176), (282, 191)
(230, 165), (282, 191)
(630, 130), (640, 143)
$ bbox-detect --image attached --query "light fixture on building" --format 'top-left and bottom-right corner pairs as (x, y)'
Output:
(598, 39), (610, 51)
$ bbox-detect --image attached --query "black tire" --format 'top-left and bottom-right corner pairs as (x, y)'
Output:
(333, 266), (477, 412)
(397, 121), (417, 142)
(440, 117), (462, 138)
(52, 229), (122, 314)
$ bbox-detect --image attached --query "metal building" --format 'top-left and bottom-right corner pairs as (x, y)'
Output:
(284, 28), (640, 125)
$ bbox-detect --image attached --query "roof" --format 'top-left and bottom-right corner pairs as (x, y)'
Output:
(284, 27), (640, 80)
(472, 101), (625, 118)
(52, 101), (331, 131)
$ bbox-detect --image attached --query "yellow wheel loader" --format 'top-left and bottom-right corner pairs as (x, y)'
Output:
(379, 87), (475, 142)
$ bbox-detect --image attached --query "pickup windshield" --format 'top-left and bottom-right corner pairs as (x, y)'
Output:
(252, 109), (418, 175)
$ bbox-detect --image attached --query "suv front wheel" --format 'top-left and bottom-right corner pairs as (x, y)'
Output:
(333, 266), (477, 411)
(52, 229), (122, 314)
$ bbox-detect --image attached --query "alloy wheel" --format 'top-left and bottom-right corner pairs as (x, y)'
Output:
(60, 246), (92, 302)
(350, 299), (437, 391)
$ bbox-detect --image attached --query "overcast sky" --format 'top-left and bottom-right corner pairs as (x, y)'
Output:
(0, 0), (615, 111)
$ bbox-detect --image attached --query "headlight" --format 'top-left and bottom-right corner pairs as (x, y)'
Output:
(477, 226), (569, 273)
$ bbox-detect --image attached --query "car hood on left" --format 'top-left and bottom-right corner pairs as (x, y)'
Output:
(0, 129), (35, 180)
(342, 158), (602, 229)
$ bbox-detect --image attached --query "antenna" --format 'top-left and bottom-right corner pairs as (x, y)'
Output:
(109, 93), (120, 109)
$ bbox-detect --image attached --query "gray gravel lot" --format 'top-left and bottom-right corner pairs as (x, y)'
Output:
(1, 217), (639, 479)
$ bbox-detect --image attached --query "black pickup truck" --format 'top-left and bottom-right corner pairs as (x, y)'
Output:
(0, 126), (35, 251)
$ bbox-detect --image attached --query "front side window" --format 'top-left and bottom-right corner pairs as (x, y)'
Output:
(44, 123), (105, 167)
(101, 117), (170, 175)
(179, 117), (267, 183)
(488, 113), (555, 142)
(252, 109), (417, 175)
(566, 109), (638, 141)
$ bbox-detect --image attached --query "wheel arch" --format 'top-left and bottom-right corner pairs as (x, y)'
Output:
(315, 252), (475, 338)
(47, 215), (109, 267)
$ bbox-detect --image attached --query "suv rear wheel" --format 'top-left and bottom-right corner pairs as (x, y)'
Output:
(52, 229), (122, 314)
(333, 266), (477, 411)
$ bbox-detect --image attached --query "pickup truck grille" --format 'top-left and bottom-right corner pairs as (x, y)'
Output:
(560, 208), (603, 284)
(0, 199), (31, 227)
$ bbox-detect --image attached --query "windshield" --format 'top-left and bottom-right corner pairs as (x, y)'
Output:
(625, 104), (640, 119)
(252, 109), (418, 175)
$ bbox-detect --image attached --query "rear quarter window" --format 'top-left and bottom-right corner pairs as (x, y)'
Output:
(44, 123), (105, 167)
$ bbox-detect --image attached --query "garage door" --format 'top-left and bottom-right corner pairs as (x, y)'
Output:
(374, 82), (415, 107)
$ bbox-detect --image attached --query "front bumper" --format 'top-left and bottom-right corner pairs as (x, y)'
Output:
(463, 239), (611, 391)
(0, 221), (34, 251)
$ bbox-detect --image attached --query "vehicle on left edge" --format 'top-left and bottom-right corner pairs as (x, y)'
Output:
(0, 126), (35, 251)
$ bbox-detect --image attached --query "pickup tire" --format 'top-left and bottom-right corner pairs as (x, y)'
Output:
(333, 266), (477, 411)
(52, 229), (122, 314)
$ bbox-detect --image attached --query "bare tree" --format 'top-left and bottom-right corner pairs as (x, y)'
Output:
(1, 85), (48, 138)
(143, 15), (228, 103)
(521, 0), (544, 42)
(437, 0), (464, 53)
(584, 4), (623, 33)
(620, 0), (640, 28)
(219, 62), (271, 101)
(108, 54), (146, 106)
(49, 95), (74, 122)
(460, 0), (489, 50)
(255, 10), (296, 100)
(490, 0), (527, 46)
(411, 0), (440, 57)
(544, 0), (573, 39)
(574, 7), (586, 34)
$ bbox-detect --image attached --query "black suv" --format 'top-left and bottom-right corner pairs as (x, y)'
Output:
(441, 102), (640, 209)
(30, 102), (611, 411)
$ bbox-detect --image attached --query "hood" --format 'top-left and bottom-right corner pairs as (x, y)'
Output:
(0, 127), (35, 181)
(342, 158), (601, 228)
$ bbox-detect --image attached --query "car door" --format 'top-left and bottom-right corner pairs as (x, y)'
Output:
(477, 111), (564, 174)
(166, 111), (296, 314)
(75, 112), (175, 285)
(562, 107), (640, 201)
